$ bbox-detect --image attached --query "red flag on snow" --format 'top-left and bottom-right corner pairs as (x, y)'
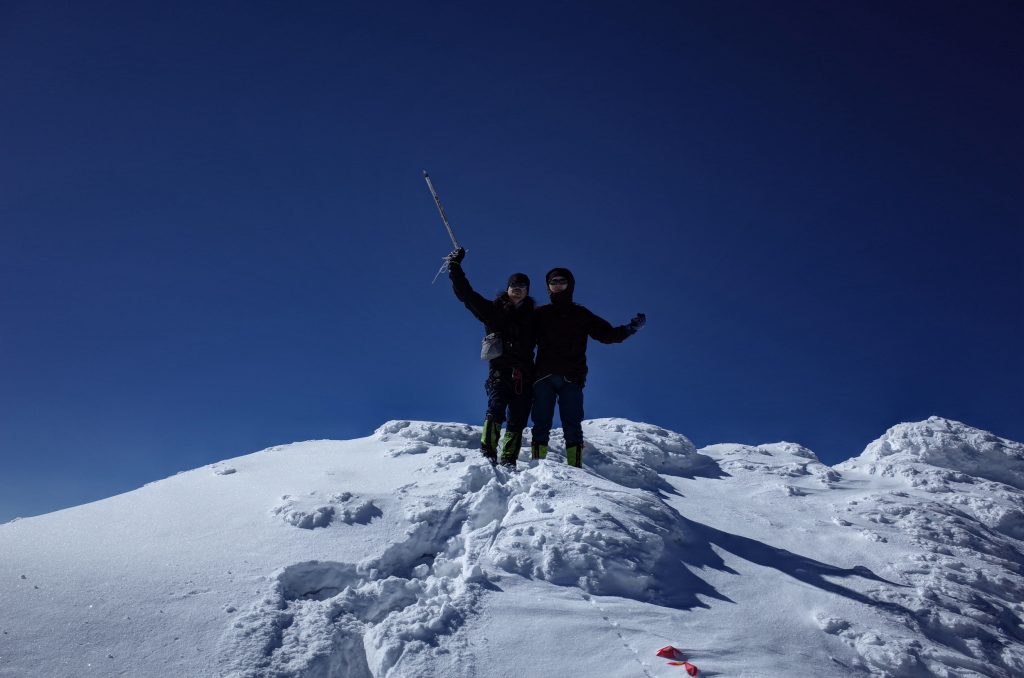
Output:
(656, 646), (698, 675)
(668, 660), (700, 676)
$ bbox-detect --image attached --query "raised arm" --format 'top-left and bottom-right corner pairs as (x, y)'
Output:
(447, 249), (498, 326)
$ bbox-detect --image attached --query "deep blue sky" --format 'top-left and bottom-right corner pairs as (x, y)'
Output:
(2, 1), (1021, 521)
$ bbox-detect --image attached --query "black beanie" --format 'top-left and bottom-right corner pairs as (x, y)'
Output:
(507, 272), (530, 289)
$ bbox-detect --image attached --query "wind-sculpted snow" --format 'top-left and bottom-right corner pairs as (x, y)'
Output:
(272, 492), (383, 530)
(702, 440), (841, 486)
(821, 489), (1024, 676)
(219, 435), (500, 677)
(696, 427), (1024, 677)
(218, 420), (731, 676)
(578, 418), (717, 489)
(4, 417), (1024, 677)
(228, 418), (1021, 676)
(841, 416), (1024, 491)
(485, 463), (724, 609)
(373, 420), (481, 449)
(839, 417), (1024, 541)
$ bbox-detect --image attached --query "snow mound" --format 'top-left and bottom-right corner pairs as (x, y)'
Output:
(487, 463), (717, 609)
(579, 418), (708, 488)
(271, 492), (382, 530)
(374, 420), (480, 449)
(700, 440), (840, 486)
(839, 417), (1024, 491)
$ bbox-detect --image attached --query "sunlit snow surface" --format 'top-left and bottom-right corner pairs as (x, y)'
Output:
(3, 417), (1023, 677)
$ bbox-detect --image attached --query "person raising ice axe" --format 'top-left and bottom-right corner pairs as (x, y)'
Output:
(425, 172), (537, 469)
(446, 248), (537, 468)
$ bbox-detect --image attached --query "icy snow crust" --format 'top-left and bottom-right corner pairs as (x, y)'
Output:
(3, 417), (1023, 677)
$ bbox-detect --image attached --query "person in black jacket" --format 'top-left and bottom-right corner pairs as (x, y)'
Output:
(446, 247), (537, 468)
(531, 267), (645, 467)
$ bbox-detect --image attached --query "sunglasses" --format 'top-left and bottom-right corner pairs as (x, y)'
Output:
(547, 277), (569, 286)
(508, 283), (528, 290)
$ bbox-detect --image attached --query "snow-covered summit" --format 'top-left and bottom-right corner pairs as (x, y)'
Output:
(839, 415), (1024, 490)
(3, 417), (1023, 677)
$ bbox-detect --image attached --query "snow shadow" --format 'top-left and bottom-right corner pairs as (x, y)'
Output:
(664, 453), (730, 481)
(676, 511), (913, 616)
(580, 501), (736, 610)
(551, 495), (907, 615)
(649, 453), (731, 498)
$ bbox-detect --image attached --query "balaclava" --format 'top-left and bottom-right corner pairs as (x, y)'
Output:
(545, 267), (575, 305)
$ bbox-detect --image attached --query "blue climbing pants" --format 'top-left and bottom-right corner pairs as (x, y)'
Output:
(530, 374), (584, 447)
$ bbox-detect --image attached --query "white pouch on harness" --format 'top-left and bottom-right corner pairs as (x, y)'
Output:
(481, 332), (503, 360)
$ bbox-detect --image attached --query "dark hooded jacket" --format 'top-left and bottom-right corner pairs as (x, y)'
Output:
(448, 262), (536, 374)
(533, 267), (631, 385)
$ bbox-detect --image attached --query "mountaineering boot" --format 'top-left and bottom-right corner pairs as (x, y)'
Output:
(531, 441), (548, 460)
(499, 430), (523, 468)
(480, 416), (501, 464)
(565, 443), (583, 468)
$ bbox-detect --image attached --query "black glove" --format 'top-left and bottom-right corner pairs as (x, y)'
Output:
(627, 313), (646, 335)
(446, 247), (465, 266)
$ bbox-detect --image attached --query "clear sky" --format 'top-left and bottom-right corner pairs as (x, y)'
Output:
(2, 1), (1021, 522)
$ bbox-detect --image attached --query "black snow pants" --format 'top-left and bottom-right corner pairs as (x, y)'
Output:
(484, 367), (533, 432)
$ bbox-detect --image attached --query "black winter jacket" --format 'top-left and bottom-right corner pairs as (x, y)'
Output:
(534, 268), (631, 385)
(449, 262), (536, 374)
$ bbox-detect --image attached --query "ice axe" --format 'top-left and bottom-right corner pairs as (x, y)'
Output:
(422, 170), (462, 283)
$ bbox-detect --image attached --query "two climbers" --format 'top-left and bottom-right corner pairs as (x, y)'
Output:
(447, 252), (644, 470)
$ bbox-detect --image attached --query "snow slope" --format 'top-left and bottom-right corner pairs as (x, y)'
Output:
(2, 417), (1022, 677)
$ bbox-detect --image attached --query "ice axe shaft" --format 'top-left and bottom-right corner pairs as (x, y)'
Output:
(423, 170), (461, 250)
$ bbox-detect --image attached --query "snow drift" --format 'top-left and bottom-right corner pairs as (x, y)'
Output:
(2, 416), (1022, 677)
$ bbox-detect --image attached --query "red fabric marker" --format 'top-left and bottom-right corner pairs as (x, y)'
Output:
(667, 661), (700, 676)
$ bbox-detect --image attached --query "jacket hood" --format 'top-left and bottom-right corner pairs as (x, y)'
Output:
(545, 267), (575, 304)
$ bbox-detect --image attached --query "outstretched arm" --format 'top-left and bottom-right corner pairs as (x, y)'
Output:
(587, 311), (645, 344)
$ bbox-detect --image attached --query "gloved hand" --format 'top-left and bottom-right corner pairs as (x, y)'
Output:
(627, 313), (646, 334)
(446, 247), (466, 266)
